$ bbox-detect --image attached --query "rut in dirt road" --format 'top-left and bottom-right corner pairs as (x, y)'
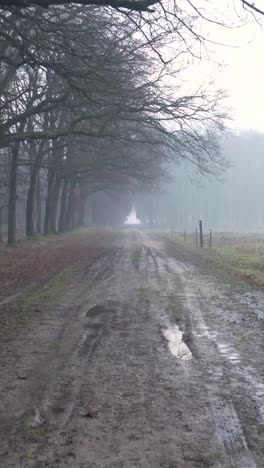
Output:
(0, 231), (264, 467)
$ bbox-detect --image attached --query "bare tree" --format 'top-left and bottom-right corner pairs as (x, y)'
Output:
(0, 4), (229, 242)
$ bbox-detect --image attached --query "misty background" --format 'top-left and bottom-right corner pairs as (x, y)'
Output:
(2, 130), (264, 234)
(1, 1), (264, 241)
(135, 131), (264, 233)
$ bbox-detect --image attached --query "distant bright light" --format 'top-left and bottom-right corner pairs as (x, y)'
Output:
(125, 208), (141, 225)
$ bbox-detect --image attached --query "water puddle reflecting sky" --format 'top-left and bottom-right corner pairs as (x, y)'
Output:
(162, 325), (192, 361)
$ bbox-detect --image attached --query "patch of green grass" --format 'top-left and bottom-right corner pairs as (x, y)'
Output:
(209, 452), (224, 464)
(25, 266), (74, 307)
(162, 233), (264, 288)
(0, 310), (21, 338)
(47, 366), (64, 385)
(139, 286), (159, 296)
(25, 448), (37, 460)
(21, 424), (48, 462)
(0, 266), (75, 340)
(0, 229), (120, 341)
(26, 425), (47, 442)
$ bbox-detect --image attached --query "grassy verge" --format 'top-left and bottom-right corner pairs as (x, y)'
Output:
(162, 233), (264, 289)
(0, 226), (119, 251)
(0, 228), (120, 340)
(0, 265), (75, 340)
(24, 265), (75, 307)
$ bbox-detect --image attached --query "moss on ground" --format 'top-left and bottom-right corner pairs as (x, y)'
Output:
(0, 267), (74, 339)
(24, 266), (74, 307)
(0, 229), (120, 341)
(25, 425), (48, 443)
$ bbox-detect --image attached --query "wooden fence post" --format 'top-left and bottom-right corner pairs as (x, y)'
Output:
(209, 229), (212, 250)
(199, 219), (203, 247)
(195, 227), (198, 247)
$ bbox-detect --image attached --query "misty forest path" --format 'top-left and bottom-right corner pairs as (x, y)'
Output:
(0, 230), (264, 467)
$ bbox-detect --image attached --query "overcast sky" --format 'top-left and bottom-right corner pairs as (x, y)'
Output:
(202, 1), (264, 132)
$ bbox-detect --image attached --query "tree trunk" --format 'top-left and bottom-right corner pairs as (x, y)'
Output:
(43, 167), (55, 236)
(36, 175), (42, 234)
(64, 178), (75, 232)
(58, 177), (69, 233)
(50, 174), (61, 233)
(78, 194), (86, 227)
(7, 141), (20, 245)
(26, 139), (45, 237)
(26, 164), (39, 237)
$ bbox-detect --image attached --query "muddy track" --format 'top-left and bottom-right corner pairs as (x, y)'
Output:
(0, 231), (264, 467)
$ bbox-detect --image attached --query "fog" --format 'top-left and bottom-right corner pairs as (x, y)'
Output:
(125, 208), (142, 226)
(1, 1), (263, 243)
(134, 130), (264, 233)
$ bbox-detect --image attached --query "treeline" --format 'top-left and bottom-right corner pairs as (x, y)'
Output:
(136, 131), (264, 232)
(0, 4), (227, 243)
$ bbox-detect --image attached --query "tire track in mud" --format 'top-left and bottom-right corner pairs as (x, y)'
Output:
(0, 236), (147, 467)
(28, 237), (149, 467)
(1, 231), (264, 467)
(0, 249), (122, 467)
(181, 272), (264, 463)
(43, 234), (264, 468)
(138, 232), (260, 467)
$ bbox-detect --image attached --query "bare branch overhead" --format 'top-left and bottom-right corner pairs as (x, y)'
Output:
(0, 0), (160, 10)
(241, 0), (264, 16)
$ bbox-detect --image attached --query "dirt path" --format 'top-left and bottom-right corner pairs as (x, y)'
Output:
(0, 230), (264, 467)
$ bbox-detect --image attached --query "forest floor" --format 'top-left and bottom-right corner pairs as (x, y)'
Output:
(0, 229), (264, 467)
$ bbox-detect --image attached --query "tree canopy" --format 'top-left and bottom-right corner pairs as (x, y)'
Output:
(0, 0), (230, 243)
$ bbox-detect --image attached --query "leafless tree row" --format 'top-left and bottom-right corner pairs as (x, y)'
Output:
(0, 3), (228, 243)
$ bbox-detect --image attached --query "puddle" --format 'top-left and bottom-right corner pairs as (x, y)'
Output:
(218, 342), (240, 364)
(162, 325), (192, 360)
(193, 327), (217, 341)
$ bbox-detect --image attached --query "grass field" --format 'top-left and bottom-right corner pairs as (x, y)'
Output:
(163, 231), (264, 288)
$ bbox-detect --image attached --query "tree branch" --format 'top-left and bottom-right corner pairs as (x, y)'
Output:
(241, 0), (264, 16)
(0, 0), (160, 12)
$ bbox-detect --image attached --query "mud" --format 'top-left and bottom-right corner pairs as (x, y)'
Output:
(0, 230), (264, 467)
